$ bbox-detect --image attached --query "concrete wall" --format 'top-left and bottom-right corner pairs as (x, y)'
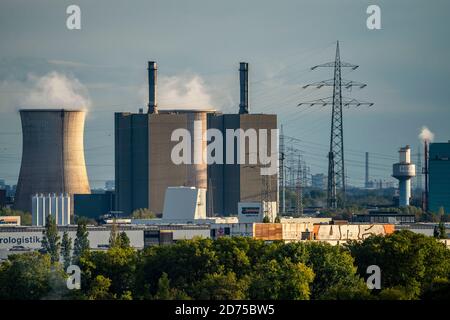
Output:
(429, 142), (450, 214)
(115, 110), (208, 215)
(74, 192), (115, 219)
(114, 113), (149, 215)
(14, 110), (90, 213)
(0, 226), (145, 251)
(313, 224), (395, 240)
(208, 113), (278, 216)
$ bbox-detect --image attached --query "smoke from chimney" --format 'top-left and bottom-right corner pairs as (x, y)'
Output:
(419, 126), (433, 213)
(419, 126), (434, 142)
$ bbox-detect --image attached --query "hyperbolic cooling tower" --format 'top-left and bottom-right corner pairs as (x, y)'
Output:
(14, 109), (91, 213)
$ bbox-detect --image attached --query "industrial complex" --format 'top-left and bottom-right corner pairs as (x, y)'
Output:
(114, 61), (277, 217)
(0, 54), (449, 262)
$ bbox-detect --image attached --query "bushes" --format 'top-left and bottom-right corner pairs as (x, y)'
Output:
(0, 232), (448, 300)
(346, 230), (450, 299)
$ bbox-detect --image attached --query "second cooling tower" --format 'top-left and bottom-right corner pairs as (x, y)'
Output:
(14, 109), (91, 213)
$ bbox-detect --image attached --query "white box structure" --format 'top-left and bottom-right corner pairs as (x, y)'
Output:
(162, 187), (206, 220)
(32, 193), (71, 226)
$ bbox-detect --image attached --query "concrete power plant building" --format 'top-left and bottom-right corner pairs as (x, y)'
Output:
(115, 61), (209, 215)
(429, 141), (450, 214)
(207, 63), (277, 216)
(115, 61), (277, 216)
(115, 108), (209, 215)
(14, 109), (91, 213)
(392, 145), (416, 207)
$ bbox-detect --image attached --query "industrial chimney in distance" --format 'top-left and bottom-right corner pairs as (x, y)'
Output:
(147, 61), (158, 114)
(392, 145), (416, 207)
(239, 62), (249, 114)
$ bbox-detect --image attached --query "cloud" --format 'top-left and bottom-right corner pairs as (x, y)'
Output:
(0, 72), (91, 112)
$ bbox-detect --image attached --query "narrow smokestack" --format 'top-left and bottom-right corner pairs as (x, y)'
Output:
(239, 62), (249, 114)
(423, 141), (429, 212)
(365, 152), (369, 188)
(147, 61), (158, 114)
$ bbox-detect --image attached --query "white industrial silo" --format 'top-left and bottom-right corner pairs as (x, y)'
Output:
(32, 193), (71, 226)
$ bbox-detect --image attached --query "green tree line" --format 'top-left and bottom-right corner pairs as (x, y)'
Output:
(0, 227), (449, 300)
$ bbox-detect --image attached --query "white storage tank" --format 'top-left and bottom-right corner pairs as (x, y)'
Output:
(32, 193), (71, 226)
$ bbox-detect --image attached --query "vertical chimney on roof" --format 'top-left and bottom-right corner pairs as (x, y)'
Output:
(423, 141), (429, 212)
(365, 152), (369, 188)
(147, 61), (158, 114)
(239, 62), (249, 114)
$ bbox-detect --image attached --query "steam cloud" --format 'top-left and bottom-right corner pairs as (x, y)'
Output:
(140, 74), (216, 110)
(0, 72), (91, 113)
(419, 126), (434, 142)
(24, 72), (91, 109)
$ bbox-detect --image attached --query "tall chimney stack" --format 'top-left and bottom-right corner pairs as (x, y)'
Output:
(148, 61), (158, 114)
(423, 141), (429, 212)
(239, 62), (249, 114)
(365, 152), (369, 188)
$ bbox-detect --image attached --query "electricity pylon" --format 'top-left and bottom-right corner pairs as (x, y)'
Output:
(298, 41), (373, 209)
(279, 125), (286, 214)
(295, 155), (303, 216)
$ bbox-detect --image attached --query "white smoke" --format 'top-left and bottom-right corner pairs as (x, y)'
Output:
(24, 72), (91, 109)
(419, 126), (434, 142)
(140, 74), (216, 110)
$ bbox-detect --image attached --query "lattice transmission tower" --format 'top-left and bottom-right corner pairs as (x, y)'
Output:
(298, 41), (373, 209)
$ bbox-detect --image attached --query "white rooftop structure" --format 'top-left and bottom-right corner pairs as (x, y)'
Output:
(162, 187), (206, 221)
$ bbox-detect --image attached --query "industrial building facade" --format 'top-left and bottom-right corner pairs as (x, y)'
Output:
(115, 61), (278, 217)
(429, 141), (450, 214)
(207, 113), (278, 215)
(115, 111), (278, 216)
(115, 110), (208, 215)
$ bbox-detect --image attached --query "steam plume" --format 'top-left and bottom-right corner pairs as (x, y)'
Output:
(419, 126), (434, 142)
(24, 72), (91, 109)
(140, 74), (215, 110)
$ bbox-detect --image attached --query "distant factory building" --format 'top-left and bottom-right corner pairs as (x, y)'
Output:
(73, 191), (115, 219)
(105, 180), (115, 191)
(115, 61), (278, 216)
(311, 174), (326, 190)
(429, 141), (450, 214)
(0, 189), (6, 209)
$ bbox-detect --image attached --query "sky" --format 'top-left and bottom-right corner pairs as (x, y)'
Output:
(0, 0), (449, 188)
